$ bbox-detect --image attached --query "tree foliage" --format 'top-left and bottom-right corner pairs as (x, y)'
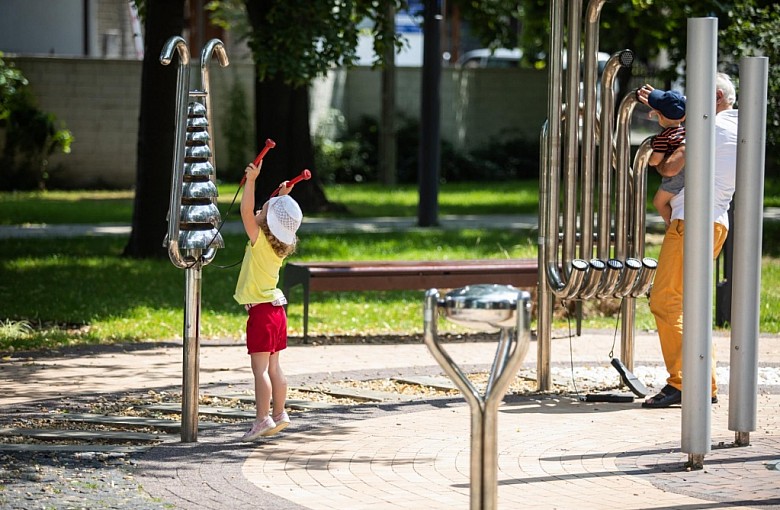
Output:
(210, 0), (405, 85)
(722, 0), (780, 157)
(454, 0), (780, 172)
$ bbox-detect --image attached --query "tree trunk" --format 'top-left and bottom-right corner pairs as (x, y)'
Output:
(378, 2), (397, 186)
(244, 0), (335, 213)
(123, 0), (186, 259)
(253, 76), (333, 212)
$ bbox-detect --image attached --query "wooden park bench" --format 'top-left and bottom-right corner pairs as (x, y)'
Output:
(281, 259), (538, 340)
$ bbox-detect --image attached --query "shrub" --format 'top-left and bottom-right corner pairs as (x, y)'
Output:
(314, 114), (540, 184)
(0, 53), (73, 190)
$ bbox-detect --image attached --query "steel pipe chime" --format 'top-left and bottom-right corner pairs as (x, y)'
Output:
(161, 36), (229, 442)
(537, 0), (658, 390)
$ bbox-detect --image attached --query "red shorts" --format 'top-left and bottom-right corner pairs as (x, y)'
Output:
(245, 302), (288, 355)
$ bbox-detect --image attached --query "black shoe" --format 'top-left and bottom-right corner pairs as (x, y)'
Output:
(642, 384), (681, 408)
(642, 385), (719, 408)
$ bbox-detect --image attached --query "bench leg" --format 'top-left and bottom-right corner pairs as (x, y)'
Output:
(302, 281), (310, 343)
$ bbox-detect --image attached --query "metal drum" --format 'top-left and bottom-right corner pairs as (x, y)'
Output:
(439, 284), (528, 333)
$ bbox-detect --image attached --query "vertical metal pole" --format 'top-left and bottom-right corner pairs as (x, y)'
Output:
(537, 124), (553, 392)
(620, 298), (636, 369)
(418, 0), (441, 227)
(181, 260), (203, 442)
(729, 56), (768, 443)
(538, 0), (565, 392)
(682, 17), (717, 460)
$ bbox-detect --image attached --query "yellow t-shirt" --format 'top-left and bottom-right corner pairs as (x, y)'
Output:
(233, 232), (285, 305)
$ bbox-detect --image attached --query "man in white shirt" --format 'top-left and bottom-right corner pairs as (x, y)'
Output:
(637, 73), (739, 408)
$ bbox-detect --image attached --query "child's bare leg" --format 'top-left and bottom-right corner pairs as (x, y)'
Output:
(268, 352), (287, 416)
(250, 352), (272, 421)
(653, 189), (675, 228)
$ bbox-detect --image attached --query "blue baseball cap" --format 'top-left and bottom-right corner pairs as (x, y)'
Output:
(648, 89), (686, 120)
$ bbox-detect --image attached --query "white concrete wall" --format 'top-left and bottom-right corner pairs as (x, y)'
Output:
(9, 57), (548, 188)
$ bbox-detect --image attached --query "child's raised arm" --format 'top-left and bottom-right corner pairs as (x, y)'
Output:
(241, 162), (262, 244)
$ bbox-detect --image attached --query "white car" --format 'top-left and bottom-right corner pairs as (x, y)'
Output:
(456, 48), (523, 68)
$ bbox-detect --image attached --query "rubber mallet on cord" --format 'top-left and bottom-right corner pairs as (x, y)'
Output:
(240, 138), (276, 186)
(270, 169), (312, 197)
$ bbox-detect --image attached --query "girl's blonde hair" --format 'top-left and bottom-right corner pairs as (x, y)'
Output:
(260, 219), (296, 258)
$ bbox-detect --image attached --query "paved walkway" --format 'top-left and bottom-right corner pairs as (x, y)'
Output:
(2, 330), (780, 509)
(0, 214), (541, 238)
(1, 207), (778, 238)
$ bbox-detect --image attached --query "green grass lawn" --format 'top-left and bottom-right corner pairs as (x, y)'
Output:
(1, 180), (779, 352)
(1, 177), (778, 225)
(0, 181), (540, 225)
(0, 230), (542, 351)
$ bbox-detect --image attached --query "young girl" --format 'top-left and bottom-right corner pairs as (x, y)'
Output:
(233, 160), (302, 441)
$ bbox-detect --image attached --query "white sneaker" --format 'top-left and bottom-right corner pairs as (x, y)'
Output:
(269, 411), (291, 435)
(241, 416), (276, 442)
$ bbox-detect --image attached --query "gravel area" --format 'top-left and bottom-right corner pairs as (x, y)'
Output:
(0, 450), (166, 510)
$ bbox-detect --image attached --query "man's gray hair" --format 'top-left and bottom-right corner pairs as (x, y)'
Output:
(716, 72), (736, 106)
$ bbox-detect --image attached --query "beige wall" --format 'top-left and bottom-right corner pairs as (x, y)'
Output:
(10, 57), (548, 188)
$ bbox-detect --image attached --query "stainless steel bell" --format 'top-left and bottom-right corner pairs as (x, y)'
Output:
(180, 203), (221, 226)
(182, 181), (218, 200)
(179, 228), (224, 250)
(439, 284), (527, 332)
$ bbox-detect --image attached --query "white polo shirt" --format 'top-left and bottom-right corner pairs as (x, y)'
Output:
(670, 108), (739, 228)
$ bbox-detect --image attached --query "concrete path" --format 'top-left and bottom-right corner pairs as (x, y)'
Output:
(1, 207), (778, 239)
(3, 330), (780, 509)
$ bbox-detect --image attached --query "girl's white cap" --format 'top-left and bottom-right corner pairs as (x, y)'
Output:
(267, 195), (302, 245)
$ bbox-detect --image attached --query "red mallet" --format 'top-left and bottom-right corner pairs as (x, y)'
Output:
(240, 138), (276, 185)
(270, 169), (312, 197)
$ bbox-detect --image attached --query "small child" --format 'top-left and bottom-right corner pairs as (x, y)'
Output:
(642, 86), (687, 228)
(233, 160), (303, 441)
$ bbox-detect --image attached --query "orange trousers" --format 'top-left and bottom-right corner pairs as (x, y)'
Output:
(648, 219), (729, 394)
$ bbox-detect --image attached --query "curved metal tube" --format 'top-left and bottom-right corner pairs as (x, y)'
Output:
(199, 39), (229, 183)
(596, 50), (633, 261)
(579, 0), (609, 262)
(196, 39), (229, 267)
(578, 259), (607, 299)
(562, 0), (583, 268)
(595, 258), (623, 299)
(613, 79), (637, 262)
(613, 257), (642, 297)
(161, 36), (191, 269)
(631, 137), (653, 258)
(628, 138), (657, 298)
(542, 119), (589, 298)
(541, 0), (588, 300)
(630, 257), (658, 297)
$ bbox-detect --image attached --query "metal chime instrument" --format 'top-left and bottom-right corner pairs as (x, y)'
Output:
(161, 36), (229, 442)
(536, 0), (658, 390)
